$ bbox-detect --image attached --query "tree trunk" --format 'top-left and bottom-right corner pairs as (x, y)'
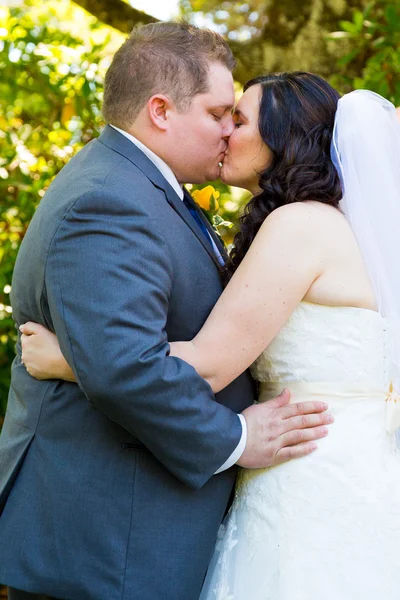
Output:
(225, 0), (367, 84)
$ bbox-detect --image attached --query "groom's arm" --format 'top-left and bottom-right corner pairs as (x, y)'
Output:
(45, 188), (242, 490)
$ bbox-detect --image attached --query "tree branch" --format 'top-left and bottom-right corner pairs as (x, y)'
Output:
(71, 0), (261, 83)
(73, 0), (158, 34)
(71, 0), (360, 86)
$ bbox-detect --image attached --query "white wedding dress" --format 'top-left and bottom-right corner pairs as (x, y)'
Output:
(200, 301), (400, 600)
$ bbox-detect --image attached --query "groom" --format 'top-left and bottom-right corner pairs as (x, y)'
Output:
(0, 22), (331, 600)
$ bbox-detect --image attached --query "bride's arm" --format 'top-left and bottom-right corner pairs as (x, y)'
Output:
(170, 203), (325, 392)
(20, 203), (325, 386)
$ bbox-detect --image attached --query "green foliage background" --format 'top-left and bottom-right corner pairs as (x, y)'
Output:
(0, 0), (399, 421)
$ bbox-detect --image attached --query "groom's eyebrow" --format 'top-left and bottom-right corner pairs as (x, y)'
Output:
(211, 104), (234, 112)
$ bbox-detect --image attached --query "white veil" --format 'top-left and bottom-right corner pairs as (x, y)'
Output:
(331, 90), (400, 433)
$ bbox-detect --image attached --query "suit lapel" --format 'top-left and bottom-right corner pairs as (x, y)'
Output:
(183, 189), (228, 261)
(164, 188), (223, 269)
(98, 125), (224, 270)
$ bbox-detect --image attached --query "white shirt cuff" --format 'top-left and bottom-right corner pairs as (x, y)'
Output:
(214, 414), (247, 474)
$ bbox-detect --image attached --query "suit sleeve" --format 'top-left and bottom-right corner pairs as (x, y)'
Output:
(45, 189), (242, 489)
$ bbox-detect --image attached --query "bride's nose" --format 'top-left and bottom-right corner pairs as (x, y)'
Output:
(222, 115), (235, 140)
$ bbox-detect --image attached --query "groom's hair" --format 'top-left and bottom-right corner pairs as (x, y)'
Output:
(102, 22), (235, 129)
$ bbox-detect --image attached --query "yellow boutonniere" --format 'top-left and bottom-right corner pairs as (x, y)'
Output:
(192, 185), (220, 213)
(191, 185), (234, 237)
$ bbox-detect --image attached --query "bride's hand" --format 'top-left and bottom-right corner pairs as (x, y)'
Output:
(20, 322), (76, 382)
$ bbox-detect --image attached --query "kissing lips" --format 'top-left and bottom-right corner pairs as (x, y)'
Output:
(218, 151), (227, 168)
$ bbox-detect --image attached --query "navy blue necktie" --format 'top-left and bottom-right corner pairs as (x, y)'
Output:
(182, 193), (213, 248)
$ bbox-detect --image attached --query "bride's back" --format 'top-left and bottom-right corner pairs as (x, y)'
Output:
(250, 200), (388, 387)
(291, 200), (377, 311)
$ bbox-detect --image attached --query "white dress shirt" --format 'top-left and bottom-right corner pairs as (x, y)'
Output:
(111, 125), (247, 473)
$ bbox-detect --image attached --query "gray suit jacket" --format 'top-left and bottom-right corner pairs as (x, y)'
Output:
(0, 125), (254, 600)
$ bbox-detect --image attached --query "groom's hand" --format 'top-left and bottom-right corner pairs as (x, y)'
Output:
(237, 389), (333, 468)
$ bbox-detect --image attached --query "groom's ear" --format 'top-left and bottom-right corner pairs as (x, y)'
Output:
(147, 94), (174, 131)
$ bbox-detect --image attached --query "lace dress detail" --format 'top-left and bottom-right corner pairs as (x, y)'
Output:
(250, 301), (390, 385)
(200, 302), (400, 600)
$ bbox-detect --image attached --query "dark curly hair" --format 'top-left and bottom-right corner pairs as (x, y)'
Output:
(223, 72), (342, 283)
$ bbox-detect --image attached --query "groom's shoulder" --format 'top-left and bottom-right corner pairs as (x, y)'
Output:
(41, 137), (159, 214)
(65, 136), (149, 190)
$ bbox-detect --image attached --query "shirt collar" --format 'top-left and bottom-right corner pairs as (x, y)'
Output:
(110, 125), (184, 200)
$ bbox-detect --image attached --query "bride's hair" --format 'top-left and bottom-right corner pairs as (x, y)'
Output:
(224, 72), (342, 282)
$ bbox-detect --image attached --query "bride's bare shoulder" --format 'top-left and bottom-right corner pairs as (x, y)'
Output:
(262, 201), (345, 234)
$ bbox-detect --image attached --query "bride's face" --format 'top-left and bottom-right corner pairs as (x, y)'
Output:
(220, 84), (272, 194)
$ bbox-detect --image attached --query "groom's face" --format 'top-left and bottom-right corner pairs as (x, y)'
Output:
(166, 62), (235, 184)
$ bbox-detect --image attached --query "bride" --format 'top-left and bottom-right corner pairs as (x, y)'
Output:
(19, 72), (400, 599)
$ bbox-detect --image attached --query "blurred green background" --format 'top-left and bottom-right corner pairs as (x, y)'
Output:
(1, 0), (400, 423)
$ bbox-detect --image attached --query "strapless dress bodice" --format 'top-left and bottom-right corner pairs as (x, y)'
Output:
(250, 301), (391, 388)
